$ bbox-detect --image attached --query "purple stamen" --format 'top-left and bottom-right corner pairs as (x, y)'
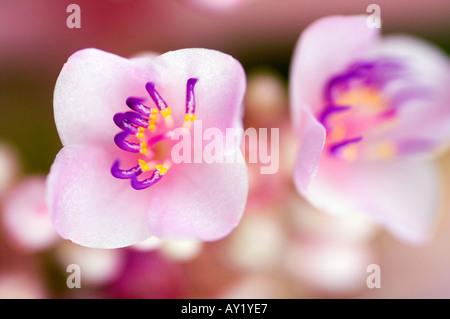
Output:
(324, 70), (364, 103)
(131, 170), (163, 190)
(111, 160), (142, 179)
(319, 105), (351, 128)
(114, 131), (141, 153)
(145, 82), (169, 111)
(126, 97), (152, 116)
(186, 78), (198, 114)
(329, 136), (363, 155)
(325, 59), (405, 103)
(111, 78), (200, 190)
(113, 112), (149, 133)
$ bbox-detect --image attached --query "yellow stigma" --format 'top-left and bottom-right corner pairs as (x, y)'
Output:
(161, 107), (172, 118)
(138, 159), (150, 172)
(155, 164), (168, 175)
(151, 108), (158, 114)
(149, 123), (156, 131)
(140, 141), (148, 154)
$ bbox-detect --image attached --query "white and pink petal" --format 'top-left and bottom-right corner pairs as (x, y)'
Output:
(304, 156), (439, 244)
(146, 150), (248, 241)
(46, 144), (153, 248)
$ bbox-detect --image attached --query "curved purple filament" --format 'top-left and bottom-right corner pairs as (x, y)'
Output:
(329, 136), (363, 156)
(319, 105), (351, 128)
(114, 131), (141, 153)
(113, 112), (149, 133)
(126, 97), (152, 116)
(186, 78), (198, 114)
(145, 82), (169, 111)
(131, 171), (163, 190)
(111, 160), (143, 179)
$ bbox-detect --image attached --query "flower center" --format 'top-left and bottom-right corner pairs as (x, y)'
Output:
(111, 78), (198, 190)
(320, 59), (404, 162)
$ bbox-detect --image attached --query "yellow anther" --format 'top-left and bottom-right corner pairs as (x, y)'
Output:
(135, 127), (146, 139)
(161, 107), (172, 118)
(155, 164), (168, 175)
(151, 108), (158, 114)
(138, 159), (150, 172)
(148, 114), (157, 129)
(140, 141), (148, 154)
(184, 113), (197, 122)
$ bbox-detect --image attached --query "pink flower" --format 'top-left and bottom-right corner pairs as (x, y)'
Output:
(0, 272), (48, 299)
(1, 176), (59, 253)
(289, 15), (450, 244)
(55, 241), (125, 287)
(283, 196), (375, 295)
(47, 48), (248, 249)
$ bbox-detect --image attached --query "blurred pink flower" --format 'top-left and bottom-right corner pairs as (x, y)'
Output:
(55, 241), (125, 287)
(47, 48), (248, 249)
(1, 176), (59, 253)
(131, 237), (203, 262)
(222, 208), (287, 272)
(290, 15), (450, 244)
(242, 69), (290, 210)
(0, 272), (48, 299)
(283, 195), (375, 295)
